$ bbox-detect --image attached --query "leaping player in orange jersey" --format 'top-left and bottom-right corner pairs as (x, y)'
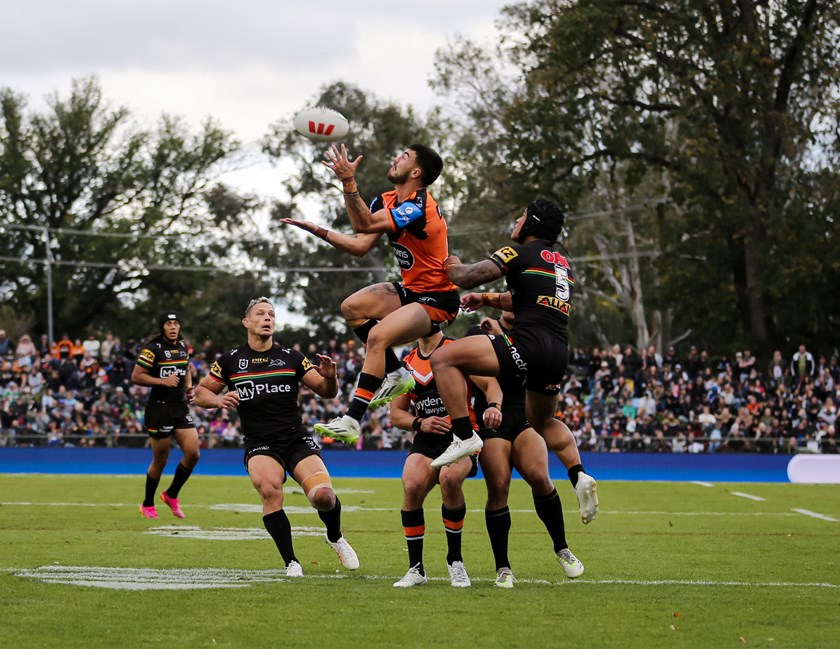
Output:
(282, 143), (459, 444)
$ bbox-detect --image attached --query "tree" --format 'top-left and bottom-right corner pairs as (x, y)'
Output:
(432, 0), (840, 353)
(0, 77), (253, 339)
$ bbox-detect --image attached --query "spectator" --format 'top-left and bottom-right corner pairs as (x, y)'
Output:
(82, 334), (101, 360)
(791, 344), (815, 386)
(0, 329), (11, 357)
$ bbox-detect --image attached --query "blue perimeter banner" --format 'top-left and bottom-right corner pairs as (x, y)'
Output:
(0, 448), (799, 482)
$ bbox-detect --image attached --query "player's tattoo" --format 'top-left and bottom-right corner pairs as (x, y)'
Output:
(344, 192), (370, 226)
(449, 260), (504, 289)
(363, 283), (398, 296)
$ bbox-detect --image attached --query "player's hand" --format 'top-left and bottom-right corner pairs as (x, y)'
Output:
(218, 390), (240, 410)
(160, 374), (180, 388)
(185, 386), (196, 404)
(421, 416), (451, 435)
(280, 218), (317, 233)
(483, 405), (503, 430)
(314, 354), (336, 379)
(460, 292), (484, 313)
(480, 316), (503, 335)
(323, 143), (362, 180)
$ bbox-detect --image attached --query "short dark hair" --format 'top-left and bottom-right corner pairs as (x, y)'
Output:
(408, 144), (443, 186)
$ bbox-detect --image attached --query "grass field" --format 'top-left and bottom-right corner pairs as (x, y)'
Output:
(1, 474), (838, 649)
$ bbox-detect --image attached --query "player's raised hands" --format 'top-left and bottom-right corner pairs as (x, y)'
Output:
(323, 144), (362, 181)
(313, 354), (337, 379)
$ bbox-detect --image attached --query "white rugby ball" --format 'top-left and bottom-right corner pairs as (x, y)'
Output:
(293, 106), (350, 142)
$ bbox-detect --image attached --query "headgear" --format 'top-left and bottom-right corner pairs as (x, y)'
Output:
(159, 311), (181, 335)
(515, 199), (566, 243)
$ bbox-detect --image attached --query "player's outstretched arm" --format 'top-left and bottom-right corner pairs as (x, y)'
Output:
(280, 218), (380, 257)
(322, 144), (393, 234)
(444, 255), (505, 290)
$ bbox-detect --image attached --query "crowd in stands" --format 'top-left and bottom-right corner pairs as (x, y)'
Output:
(1, 326), (837, 454)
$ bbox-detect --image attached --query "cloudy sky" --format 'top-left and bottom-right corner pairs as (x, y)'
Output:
(3, 0), (511, 196)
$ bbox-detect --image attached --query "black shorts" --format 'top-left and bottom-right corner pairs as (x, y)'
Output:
(243, 435), (321, 479)
(394, 283), (460, 332)
(479, 408), (531, 442)
(488, 329), (567, 395)
(409, 432), (478, 477)
(144, 400), (194, 439)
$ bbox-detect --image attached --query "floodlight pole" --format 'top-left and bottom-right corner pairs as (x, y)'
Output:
(41, 226), (54, 345)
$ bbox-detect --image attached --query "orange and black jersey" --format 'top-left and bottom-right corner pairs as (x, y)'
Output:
(489, 240), (575, 345)
(135, 337), (190, 403)
(370, 188), (457, 294)
(209, 342), (316, 444)
(403, 337), (478, 428)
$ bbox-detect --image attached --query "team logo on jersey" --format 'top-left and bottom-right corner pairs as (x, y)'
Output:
(238, 359), (249, 371)
(493, 246), (519, 264)
(269, 358), (286, 368)
(164, 350), (171, 359)
(536, 295), (572, 314)
(391, 242), (415, 270)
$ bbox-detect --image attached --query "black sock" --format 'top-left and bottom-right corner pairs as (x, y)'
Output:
(567, 464), (584, 488)
(450, 417), (474, 441)
(347, 372), (383, 420)
(442, 504), (466, 565)
(165, 462), (192, 499)
(143, 474), (160, 507)
(401, 508), (425, 573)
(318, 497), (342, 543)
(354, 319), (402, 375)
(263, 509), (297, 566)
(533, 488), (568, 553)
(485, 506), (511, 571)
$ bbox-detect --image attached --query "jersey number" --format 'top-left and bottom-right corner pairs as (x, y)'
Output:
(555, 266), (570, 301)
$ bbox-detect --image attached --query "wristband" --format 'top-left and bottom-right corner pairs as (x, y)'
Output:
(487, 402), (502, 411)
(412, 417), (424, 432)
(315, 226), (329, 240)
(482, 293), (501, 309)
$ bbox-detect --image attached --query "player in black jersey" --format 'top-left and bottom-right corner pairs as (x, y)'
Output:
(429, 199), (579, 470)
(132, 311), (199, 520)
(193, 297), (359, 577)
(468, 314), (590, 588)
(388, 330), (502, 588)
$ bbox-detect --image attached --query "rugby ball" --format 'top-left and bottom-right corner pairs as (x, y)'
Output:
(293, 106), (350, 142)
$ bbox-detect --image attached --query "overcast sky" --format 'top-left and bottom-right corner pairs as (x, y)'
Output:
(3, 0), (511, 195)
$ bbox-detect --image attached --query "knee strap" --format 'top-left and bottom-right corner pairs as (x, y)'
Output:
(300, 471), (333, 499)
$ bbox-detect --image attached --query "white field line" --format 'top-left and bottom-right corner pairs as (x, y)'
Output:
(6, 566), (839, 591)
(692, 481), (715, 487)
(0, 501), (807, 517)
(792, 508), (839, 522)
(731, 492), (767, 501)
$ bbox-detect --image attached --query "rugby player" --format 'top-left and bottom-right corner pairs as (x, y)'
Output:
(470, 313), (588, 588)
(193, 297), (358, 577)
(132, 311), (199, 520)
(388, 330), (502, 588)
(428, 199), (589, 486)
(281, 143), (458, 445)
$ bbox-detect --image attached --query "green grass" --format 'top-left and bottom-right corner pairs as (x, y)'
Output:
(0, 475), (838, 649)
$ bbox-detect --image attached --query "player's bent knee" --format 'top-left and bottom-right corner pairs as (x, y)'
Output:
(301, 471), (335, 510)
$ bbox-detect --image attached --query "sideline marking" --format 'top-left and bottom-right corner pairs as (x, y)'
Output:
(143, 525), (325, 540)
(792, 508), (838, 522)
(731, 492), (767, 502)
(692, 481), (715, 488)
(8, 566), (840, 591)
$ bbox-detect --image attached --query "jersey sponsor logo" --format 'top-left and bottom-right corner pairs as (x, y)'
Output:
(301, 357), (313, 372)
(160, 367), (183, 379)
(210, 361), (223, 377)
(251, 357), (268, 364)
(238, 359), (249, 371)
(508, 344), (528, 373)
(414, 393), (445, 416)
(235, 380), (292, 401)
(391, 242), (415, 270)
(540, 250), (570, 268)
(493, 246), (519, 264)
(139, 349), (155, 363)
(536, 295), (572, 314)
(303, 436), (319, 450)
